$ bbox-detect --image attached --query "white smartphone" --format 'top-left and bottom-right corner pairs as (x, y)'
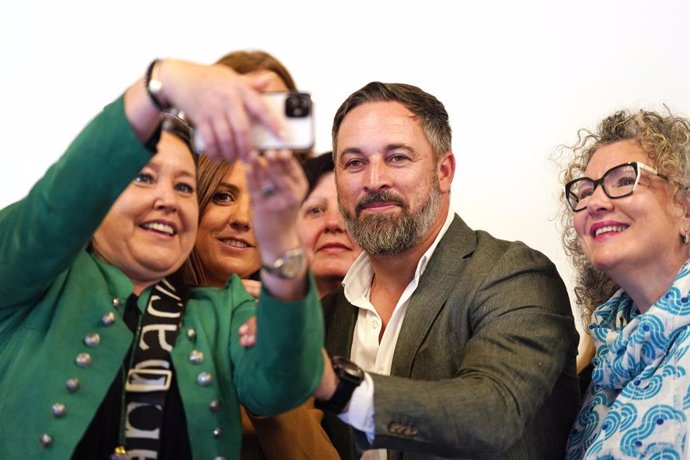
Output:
(251, 91), (315, 152)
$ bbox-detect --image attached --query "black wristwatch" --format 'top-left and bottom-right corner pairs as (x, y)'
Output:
(316, 355), (365, 414)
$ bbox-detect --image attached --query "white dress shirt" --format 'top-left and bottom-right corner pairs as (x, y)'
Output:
(338, 210), (454, 459)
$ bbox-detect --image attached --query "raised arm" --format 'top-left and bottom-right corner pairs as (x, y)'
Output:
(0, 58), (282, 319)
(232, 151), (325, 414)
(124, 59), (281, 161)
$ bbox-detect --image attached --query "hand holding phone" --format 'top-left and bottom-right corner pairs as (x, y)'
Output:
(251, 92), (315, 152)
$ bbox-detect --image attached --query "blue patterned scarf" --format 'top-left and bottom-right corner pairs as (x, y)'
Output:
(567, 262), (690, 459)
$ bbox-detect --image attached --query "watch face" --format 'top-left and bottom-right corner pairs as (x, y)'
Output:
(332, 355), (364, 380)
(314, 355), (365, 414)
(264, 247), (305, 279)
(282, 254), (303, 277)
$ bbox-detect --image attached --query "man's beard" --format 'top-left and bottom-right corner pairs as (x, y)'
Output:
(340, 179), (441, 256)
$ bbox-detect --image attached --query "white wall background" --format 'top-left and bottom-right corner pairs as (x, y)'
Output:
(1, 0), (689, 341)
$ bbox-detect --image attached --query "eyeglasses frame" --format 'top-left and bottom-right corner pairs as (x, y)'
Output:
(565, 161), (665, 212)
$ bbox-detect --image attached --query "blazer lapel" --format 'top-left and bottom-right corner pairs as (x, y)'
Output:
(323, 288), (358, 357)
(390, 215), (477, 377)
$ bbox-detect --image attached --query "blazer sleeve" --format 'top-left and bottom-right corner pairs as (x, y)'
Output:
(232, 274), (325, 416)
(364, 238), (578, 458)
(0, 96), (153, 318)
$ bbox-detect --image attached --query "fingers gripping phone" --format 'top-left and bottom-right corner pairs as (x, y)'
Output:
(251, 92), (314, 152)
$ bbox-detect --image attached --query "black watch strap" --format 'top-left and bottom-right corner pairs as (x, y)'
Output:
(316, 356), (365, 414)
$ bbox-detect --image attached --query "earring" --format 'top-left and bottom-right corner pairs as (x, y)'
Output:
(684, 228), (689, 245)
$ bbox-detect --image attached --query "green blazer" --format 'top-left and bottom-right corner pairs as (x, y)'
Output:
(0, 97), (324, 460)
(322, 215), (580, 459)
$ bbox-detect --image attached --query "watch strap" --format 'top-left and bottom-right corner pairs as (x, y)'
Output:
(145, 59), (170, 111)
(315, 356), (364, 414)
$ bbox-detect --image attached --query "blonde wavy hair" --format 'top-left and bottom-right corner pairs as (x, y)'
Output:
(559, 109), (690, 324)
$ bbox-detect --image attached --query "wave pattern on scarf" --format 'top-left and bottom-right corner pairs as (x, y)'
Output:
(567, 262), (690, 459)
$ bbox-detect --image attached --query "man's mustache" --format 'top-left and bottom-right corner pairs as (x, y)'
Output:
(355, 191), (406, 215)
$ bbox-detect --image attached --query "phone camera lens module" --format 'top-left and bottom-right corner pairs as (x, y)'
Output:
(285, 93), (311, 118)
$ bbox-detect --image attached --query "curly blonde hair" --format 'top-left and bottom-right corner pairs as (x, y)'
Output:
(559, 109), (690, 324)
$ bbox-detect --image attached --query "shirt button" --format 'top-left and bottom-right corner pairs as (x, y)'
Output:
(75, 353), (92, 368)
(51, 402), (67, 418)
(189, 350), (204, 364)
(66, 378), (80, 393)
(101, 312), (116, 326)
(403, 426), (418, 436)
(84, 333), (101, 347)
(38, 433), (53, 448)
(197, 372), (213, 386)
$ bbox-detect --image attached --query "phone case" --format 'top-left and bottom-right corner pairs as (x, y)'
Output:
(251, 92), (315, 152)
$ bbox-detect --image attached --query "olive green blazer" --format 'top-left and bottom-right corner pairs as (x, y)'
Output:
(322, 215), (580, 459)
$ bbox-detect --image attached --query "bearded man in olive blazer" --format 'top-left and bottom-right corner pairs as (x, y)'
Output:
(314, 81), (580, 460)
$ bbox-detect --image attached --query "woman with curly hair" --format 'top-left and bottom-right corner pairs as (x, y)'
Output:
(560, 108), (690, 458)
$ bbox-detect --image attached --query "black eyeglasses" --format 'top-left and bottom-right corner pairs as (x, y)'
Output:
(565, 162), (666, 212)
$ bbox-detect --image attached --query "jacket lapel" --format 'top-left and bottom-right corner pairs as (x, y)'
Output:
(323, 287), (358, 357)
(390, 215), (477, 377)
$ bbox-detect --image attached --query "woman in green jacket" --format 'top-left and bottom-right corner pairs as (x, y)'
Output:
(0, 58), (324, 459)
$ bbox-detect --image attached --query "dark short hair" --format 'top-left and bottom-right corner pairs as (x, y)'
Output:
(331, 82), (452, 160)
(301, 152), (335, 197)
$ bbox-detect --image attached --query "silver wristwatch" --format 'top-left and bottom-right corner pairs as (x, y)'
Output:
(262, 247), (305, 279)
